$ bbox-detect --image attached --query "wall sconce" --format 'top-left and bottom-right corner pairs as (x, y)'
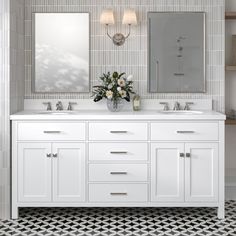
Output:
(100, 9), (137, 46)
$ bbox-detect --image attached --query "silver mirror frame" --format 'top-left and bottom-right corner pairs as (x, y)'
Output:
(32, 12), (90, 93)
(147, 12), (206, 93)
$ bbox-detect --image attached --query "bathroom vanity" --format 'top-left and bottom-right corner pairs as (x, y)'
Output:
(10, 110), (225, 219)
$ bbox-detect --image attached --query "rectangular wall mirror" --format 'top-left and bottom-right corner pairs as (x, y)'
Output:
(148, 12), (205, 93)
(32, 13), (90, 93)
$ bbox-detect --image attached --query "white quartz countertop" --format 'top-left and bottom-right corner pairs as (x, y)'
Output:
(10, 110), (226, 121)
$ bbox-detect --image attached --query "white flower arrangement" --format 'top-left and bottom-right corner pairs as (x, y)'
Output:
(92, 72), (135, 102)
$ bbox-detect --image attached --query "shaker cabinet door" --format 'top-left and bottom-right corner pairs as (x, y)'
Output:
(52, 143), (86, 202)
(151, 143), (184, 202)
(18, 143), (52, 202)
(185, 143), (218, 202)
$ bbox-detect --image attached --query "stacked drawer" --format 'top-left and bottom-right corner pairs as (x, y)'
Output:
(88, 122), (149, 202)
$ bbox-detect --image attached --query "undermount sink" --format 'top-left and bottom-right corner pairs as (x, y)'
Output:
(156, 110), (203, 115)
(35, 111), (79, 115)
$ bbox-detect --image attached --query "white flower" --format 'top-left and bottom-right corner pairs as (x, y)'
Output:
(117, 78), (126, 87)
(106, 90), (113, 99)
(119, 90), (127, 98)
(127, 74), (133, 81)
(117, 87), (121, 91)
(108, 84), (113, 89)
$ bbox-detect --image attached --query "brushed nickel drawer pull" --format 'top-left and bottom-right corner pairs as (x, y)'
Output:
(186, 153), (191, 158)
(52, 153), (58, 158)
(179, 153), (185, 157)
(110, 151), (128, 154)
(110, 131), (127, 134)
(43, 131), (61, 134)
(176, 131), (195, 134)
(110, 192), (127, 196)
(46, 153), (51, 158)
(110, 172), (127, 175)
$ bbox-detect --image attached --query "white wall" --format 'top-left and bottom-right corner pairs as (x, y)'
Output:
(0, 0), (11, 220)
(0, 0), (25, 219)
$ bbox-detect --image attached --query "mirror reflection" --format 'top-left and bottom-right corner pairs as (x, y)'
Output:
(148, 12), (205, 93)
(33, 13), (90, 93)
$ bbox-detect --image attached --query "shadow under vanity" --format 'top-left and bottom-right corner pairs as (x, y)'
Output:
(10, 11), (226, 219)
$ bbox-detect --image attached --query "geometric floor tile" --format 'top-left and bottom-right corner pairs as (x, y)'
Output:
(1, 201), (236, 236)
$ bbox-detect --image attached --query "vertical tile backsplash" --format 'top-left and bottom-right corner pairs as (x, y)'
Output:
(24, 0), (225, 112)
(10, 0), (25, 114)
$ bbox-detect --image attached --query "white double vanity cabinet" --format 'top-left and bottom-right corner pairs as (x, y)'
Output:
(10, 111), (225, 219)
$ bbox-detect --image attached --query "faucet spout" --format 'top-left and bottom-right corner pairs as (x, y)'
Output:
(173, 102), (180, 110)
(56, 101), (63, 111)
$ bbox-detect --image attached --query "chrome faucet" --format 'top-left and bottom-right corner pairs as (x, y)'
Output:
(160, 102), (169, 111)
(56, 101), (63, 110)
(173, 101), (181, 110)
(184, 102), (194, 110)
(67, 102), (77, 111)
(42, 102), (52, 111)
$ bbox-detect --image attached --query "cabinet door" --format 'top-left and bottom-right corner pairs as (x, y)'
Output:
(18, 143), (52, 202)
(52, 143), (85, 202)
(151, 143), (184, 202)
(185, 143), (218, 202)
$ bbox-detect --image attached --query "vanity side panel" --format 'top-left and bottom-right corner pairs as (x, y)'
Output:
(11, 121), (18, 219)
(218, 121), (225, 219)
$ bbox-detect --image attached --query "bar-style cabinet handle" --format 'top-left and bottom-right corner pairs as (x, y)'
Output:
(110, 151), (128, 154)
(43, 131), (61, 134)
(110, 192), (127, 196)
(110, 131), (128, 134)
(176, 131), (195, 134)
(110, 172), (127, 175)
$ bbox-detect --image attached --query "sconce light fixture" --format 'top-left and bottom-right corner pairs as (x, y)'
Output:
(100, 9), (137, 46)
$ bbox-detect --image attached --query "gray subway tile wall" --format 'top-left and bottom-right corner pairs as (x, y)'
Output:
(10, 0), (25, 114)
(24, 0), (225, 112)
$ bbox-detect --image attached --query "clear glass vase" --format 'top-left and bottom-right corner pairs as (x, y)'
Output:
(107, 98), (124, 112)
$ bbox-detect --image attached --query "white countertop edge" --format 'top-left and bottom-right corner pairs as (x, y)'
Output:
(10, 110), (226, 121)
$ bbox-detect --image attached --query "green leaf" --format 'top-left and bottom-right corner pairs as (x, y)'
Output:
(118, 72), (125, 79)
(93, 94), (103, 102)
(124, 92), (130, 102)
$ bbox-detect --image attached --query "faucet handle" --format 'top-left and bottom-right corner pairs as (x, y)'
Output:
(159, 102), (169, 111)
(184, 102), (194, 110)
(67, 102), (77, 111)
(43, 102), (52, 111)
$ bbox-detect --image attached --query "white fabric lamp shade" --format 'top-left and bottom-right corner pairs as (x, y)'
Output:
(122, 9), (137, 25)
(100, 9), (115, 25)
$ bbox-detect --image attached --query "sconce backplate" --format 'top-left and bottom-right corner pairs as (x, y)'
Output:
(112, 33), (126, 46)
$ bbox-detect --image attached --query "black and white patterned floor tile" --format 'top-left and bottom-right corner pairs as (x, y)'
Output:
(1, 201), (236, 236)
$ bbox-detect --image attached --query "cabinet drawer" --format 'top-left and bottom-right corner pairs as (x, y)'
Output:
(151, 122), (218, 141)
(89, 184), (148, 202)
(17, 122), (85, 141)
(89, 164), (148, 182)
(89, 123), (148, 141)
(89, 143), (148, 161)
